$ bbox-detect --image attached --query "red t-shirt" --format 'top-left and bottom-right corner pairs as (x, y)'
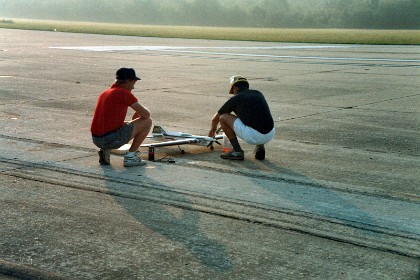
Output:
(91, 84), (138, 136)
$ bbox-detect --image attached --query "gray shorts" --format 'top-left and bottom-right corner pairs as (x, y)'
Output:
(92, 123), (133, 150)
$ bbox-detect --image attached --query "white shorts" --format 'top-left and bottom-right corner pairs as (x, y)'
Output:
(233, 118), (275, 145)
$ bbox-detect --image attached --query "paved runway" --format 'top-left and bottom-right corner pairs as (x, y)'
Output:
(0, 29), (419, 279)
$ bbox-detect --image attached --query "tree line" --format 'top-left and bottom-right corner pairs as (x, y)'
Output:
(1, 0), (419, 29)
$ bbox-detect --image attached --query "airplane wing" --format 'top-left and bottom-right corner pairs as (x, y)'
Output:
(111, 127), (223, 155)
(111, 139), (200, 155)
(140, 138), (200, 147)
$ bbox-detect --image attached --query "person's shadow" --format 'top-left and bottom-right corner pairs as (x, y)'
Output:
(211, 154), (390, 237)
(99, 162), (232, 271)
(161, 146), (381, 232)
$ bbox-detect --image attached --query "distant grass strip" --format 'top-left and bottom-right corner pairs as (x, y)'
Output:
(1, 18), (419, 45)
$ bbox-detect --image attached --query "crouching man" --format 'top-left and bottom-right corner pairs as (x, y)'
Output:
(209, 76), (275, 160)
(91, 68), (152, 167)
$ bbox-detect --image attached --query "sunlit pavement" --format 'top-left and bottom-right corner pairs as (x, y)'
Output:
(0, 29), (419, 279)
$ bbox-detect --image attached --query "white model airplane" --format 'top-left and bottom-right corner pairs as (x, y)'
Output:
(111, 125), (223, 155)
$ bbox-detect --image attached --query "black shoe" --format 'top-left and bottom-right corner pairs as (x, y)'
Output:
(98, 149), (110, 165)
(220, 150), (244, 160)
(254, 145), (265, 160)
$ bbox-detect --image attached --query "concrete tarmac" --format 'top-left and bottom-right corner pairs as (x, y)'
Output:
(0, 29), (419, 279)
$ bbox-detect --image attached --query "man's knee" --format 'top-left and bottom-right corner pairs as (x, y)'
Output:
(219, 113), (235, 125)
(219, 113), (228, 121)
(132, 117), (152, 133)
(143, 117), (153, 128)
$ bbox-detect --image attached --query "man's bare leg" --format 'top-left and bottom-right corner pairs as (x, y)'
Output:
(129, 117), (152, 152)
(219, 114), (243, 158)
(219, 113), (237, 139)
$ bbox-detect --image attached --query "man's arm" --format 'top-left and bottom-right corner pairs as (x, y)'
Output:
(208, 112), (220, 137)
(131, 102), (151, 120)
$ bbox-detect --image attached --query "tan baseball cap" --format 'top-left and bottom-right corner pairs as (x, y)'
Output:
(229, 75), (248, 94)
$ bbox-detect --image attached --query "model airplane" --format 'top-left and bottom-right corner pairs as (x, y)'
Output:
(111, 125), (223, 155)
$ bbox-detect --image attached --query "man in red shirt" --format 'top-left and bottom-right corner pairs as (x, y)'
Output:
(91, 68), (152, 167)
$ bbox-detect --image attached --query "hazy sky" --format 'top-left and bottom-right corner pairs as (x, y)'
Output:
(0, 0), (419, 29)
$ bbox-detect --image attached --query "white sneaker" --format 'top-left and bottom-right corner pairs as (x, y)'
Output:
(124, 153), (147, 167)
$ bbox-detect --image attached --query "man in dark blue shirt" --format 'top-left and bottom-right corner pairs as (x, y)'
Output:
(209, 76), (275, 160)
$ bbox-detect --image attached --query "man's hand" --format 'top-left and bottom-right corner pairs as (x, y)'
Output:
(132, 112), (140, 120)
(208, 127), (217, 138)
